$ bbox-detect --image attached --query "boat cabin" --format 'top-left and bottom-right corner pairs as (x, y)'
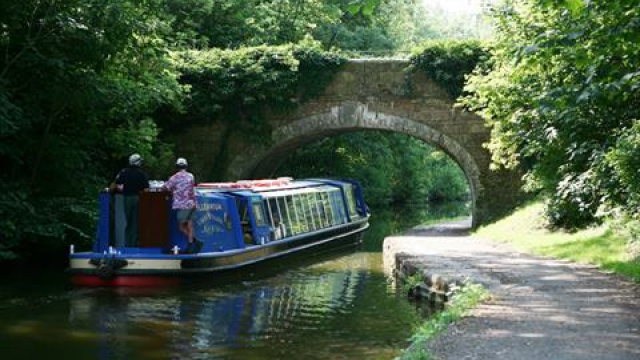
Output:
(92, 178), (368, 255)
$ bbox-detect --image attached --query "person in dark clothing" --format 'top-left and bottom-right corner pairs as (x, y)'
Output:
(112, 153), (149, 247)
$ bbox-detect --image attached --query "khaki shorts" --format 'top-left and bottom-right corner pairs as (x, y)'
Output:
(176, 208), (194, 222)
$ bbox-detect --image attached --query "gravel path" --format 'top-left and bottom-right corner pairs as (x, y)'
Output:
(383, 219), (640, 360)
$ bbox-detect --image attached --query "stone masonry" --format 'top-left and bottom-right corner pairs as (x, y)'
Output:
(174, 59), (524, 226)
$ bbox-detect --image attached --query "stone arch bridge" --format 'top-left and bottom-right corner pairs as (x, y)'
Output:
(174, 59), (523, 226)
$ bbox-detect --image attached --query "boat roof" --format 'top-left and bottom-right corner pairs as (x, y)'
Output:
(254, 185), (341, 198)
(196, 178), (346, 197)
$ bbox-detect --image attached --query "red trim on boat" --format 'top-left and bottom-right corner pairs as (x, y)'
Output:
(198, 177), (292, 189)
(71, 275), (180, 287)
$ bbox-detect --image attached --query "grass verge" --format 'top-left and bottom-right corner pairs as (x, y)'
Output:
(398, 282), (490, 360)
(474, 202), (640, 282)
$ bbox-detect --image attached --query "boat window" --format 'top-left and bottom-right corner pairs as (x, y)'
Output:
(321, 191), (334, 226)
(269, 196), (284, 240)
(293, 194), (309, 233)
(276, 197), (290, 238)
(330, 189), (346, 224)
(266, 198), (277, 227)
(283, 196), (294, 236)
(264, 199), (274, 226)
(252, 200), (268, 226)
(286, 195), (301, 235)
(312, 192), (321, 229)
(310, 193), (320, 230)
(237, 199), (250, 223)
(300, 194), (312, 231)
(345, 184), (358, 219)
(315, 192), (327, 228)
(310, 192), (319, 229)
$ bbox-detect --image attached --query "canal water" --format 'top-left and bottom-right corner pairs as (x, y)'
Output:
(0, 202), (468, 360)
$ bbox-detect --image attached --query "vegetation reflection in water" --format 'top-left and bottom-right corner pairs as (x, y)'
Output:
(0, 202), (469, 360)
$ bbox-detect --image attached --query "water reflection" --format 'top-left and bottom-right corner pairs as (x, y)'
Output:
(65, 265), (400, 360)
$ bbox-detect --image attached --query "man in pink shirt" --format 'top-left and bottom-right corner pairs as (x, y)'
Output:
(163, 158), (201, 253)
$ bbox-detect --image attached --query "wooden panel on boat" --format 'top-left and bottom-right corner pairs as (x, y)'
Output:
(139, 191), (171, 248)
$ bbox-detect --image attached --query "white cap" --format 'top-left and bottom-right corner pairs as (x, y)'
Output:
(129, 153), (142, 166)
(176, 157), (188, 166)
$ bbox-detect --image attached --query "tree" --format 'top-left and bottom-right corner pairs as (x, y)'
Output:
(0, 0), (183, 261)
(273, 131), (469, 207)
(463, 0), (640, 227)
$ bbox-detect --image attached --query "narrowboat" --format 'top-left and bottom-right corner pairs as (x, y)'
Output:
(68, 178), (370, 286)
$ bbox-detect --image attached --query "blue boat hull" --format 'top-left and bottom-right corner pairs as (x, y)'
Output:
(69, 218), (368, 286)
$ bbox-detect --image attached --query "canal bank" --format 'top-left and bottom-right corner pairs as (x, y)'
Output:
(384, 220), (640, 360)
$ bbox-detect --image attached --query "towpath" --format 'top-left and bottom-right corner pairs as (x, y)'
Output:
(383, 220), (640, 360)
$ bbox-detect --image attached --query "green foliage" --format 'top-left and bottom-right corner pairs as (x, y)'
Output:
(463, 1), (640, 228)
(409, 40), (490, 100)
(315, 0), (415, 53)
(0, 0), (183, 261)
(159, 0), (344, 48)
(604, 122), (640, 216)
(274, 131), (469, 207)
(165, 43), (345, 180)
(315, 0), (492, 54)
(613, 217), (640, 264)
(346, 0), (381, 17)
(173, 42), (344, 120)
(175, 46), (298, 121)
(402, 272), (425, 294)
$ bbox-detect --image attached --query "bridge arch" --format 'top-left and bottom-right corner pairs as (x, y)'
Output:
(228, 101), (482, 225)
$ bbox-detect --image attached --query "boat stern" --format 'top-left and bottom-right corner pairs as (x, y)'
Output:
(68, 252), (183, 286)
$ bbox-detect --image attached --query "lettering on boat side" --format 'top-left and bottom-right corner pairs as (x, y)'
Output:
(196, 211), (225, 234)
(197, 203), (223, 211)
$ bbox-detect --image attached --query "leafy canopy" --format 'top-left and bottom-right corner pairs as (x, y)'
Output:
(409, 40), (490, 100)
